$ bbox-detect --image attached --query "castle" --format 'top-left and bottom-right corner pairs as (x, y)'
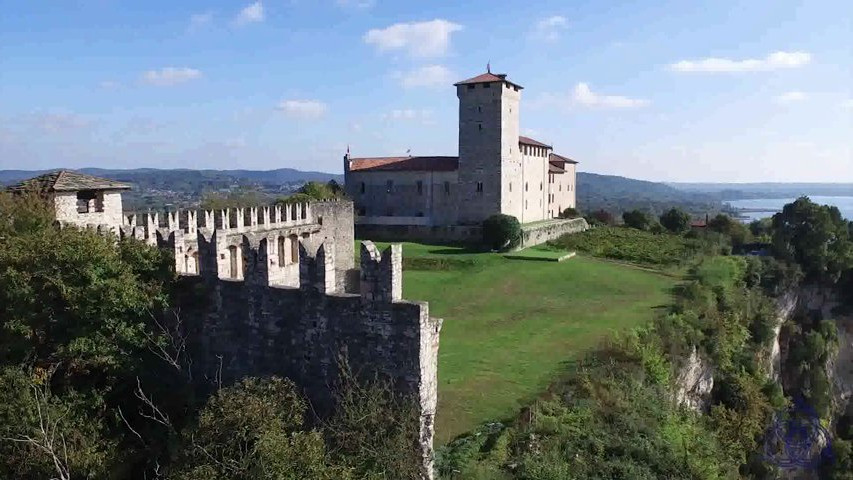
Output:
(345, 69), (578, 228)
(8, 170), (442, 479)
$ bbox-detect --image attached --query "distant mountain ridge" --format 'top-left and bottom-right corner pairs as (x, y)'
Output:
(0, 167), (343, 186)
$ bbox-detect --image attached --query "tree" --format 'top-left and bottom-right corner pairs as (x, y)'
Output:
(707, 214), (751, 246)
(171, 377), (347, 480)
(622, 209), (652, 230)
(585, 209), (615, 227)
(278, 181), (346, 205)
(771, 197), (853, 284)
(0, 192), (184, 478)
(482, 214), (521, 251)
(559, 207), (581, 219)
(660, 208), (691, 233)
(200, 188), (269, 210)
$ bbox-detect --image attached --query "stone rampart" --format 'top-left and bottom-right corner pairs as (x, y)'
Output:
(519, 217), (589, 249)
(178, 238), (441, 478)
(120, 200), (356, 291)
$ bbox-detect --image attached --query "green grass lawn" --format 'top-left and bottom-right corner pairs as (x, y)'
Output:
(358, 241), (678, 444)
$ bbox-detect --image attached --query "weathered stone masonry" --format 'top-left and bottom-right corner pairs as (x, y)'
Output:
(180, 236), (442, 478)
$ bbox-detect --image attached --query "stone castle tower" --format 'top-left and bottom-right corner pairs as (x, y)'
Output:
(455, 70), (523, 224)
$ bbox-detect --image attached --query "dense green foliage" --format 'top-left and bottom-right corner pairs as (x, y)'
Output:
(0, 192), (421, 479)
(558, 207), (580, 219)
(707, 214), (751, 246)
(622, 209), (653, 230)
(771, 196), (853, 284)
(659, 207), (691, 233)
(481, 214), (522, 251)
(278, 180), (347, 204)
(550, 226), (705, 266)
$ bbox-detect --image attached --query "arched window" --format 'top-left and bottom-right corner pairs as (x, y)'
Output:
(277, 236), (286, 266)
(192, 252), (199, 274)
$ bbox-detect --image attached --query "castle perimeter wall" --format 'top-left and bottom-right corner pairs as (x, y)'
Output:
(519, 217), (589, 249)
(179, 237), (441, 478)
(355, 223), (482, 245)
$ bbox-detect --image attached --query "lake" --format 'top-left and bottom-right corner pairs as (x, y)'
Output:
(725, 196), (853, 222)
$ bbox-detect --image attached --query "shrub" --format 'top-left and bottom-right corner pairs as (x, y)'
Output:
(659, 208), (691, 233)
(559, 207), (580, 219)
(622, 209), (652, 230)
(482, 214), (521, 251)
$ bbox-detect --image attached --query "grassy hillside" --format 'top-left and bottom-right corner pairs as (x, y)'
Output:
(362, 242), (677, 444)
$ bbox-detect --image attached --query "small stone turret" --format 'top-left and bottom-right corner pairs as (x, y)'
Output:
(360, 241), (402, 302)
(299, 240), (336, 293)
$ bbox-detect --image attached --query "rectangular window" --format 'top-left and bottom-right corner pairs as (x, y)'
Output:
(386, 180), (393, 193)
(476, 182), (483, 194)
(478, 123), (483, 131)
(417, 180), (423, 195)
(483, 83), (491, 88)
(360, 182), (365, 194)
(467, 84), (475, 90)
(444, 181), (450, 194)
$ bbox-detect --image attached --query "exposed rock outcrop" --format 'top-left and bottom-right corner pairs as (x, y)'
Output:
(675, 346), (714, 412)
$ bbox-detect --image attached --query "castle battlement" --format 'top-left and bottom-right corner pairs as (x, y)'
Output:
(122, 201), (317, 244)
(177, 238), (442, 477)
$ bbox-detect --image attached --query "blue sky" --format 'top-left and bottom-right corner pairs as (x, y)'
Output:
(0, 0), (850, 182)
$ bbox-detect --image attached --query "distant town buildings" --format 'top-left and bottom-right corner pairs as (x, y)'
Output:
(345, 69), (578, 227)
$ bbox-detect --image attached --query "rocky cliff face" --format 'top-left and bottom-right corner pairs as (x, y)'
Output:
(768, 291), (800, 382)
(675, 347), (714, 412)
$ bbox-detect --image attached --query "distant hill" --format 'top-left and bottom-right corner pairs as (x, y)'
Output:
(3, 167), (729, 216)
(668, 182), (853, 199)
(0, 167), (342, 187)
(578, 172), (723, 216)
(0, 167), (343, 210)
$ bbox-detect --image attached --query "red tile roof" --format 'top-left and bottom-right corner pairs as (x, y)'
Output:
(454, 72), (523, 89)
(549, 152), (578, 165)
(348, 156), (459, 172)
(519, 136), (552, 149)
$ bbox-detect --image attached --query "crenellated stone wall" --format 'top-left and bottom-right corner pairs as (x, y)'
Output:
(178, 238), (442, 478)
(121, 200), (356, 291)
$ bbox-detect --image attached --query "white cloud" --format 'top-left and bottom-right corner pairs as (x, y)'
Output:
(234, 2), (264, 26)
(277, 99), (328, 119)
(532, 15), (567, 41)
(142, 67), (202, 86)
(775, 91), (807, 104)
(189, 12), (213, 31)
(364, 19), (462, 58)
(669, 51), (811, 73)
(337, 0), (376, 9)
(397, 65), (453, 88)
(572, 82), (650, 108)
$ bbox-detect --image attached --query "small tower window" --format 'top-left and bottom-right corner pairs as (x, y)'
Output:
(444, 181), (450, 194)
(509, 182), (512, 192)
(417, 180), (423, 195)
(476, 182), (483, 194)
(386, 180), (393, 193)
(360, 182), (365, 194)
(478, 124), (483, 131)
(525, 182), (528, 192)
(483, 83), (491, 89)
(478, 105), (482, 113)
(540, 182), (543, 191)
(467, 84), (475, 90)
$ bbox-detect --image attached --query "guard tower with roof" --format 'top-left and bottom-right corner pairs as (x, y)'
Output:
(454, 69), (523, 224)
(8, 170), (131, 232)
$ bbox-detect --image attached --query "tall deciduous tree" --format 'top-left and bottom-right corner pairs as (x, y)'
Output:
(771, 197), (853, 284)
